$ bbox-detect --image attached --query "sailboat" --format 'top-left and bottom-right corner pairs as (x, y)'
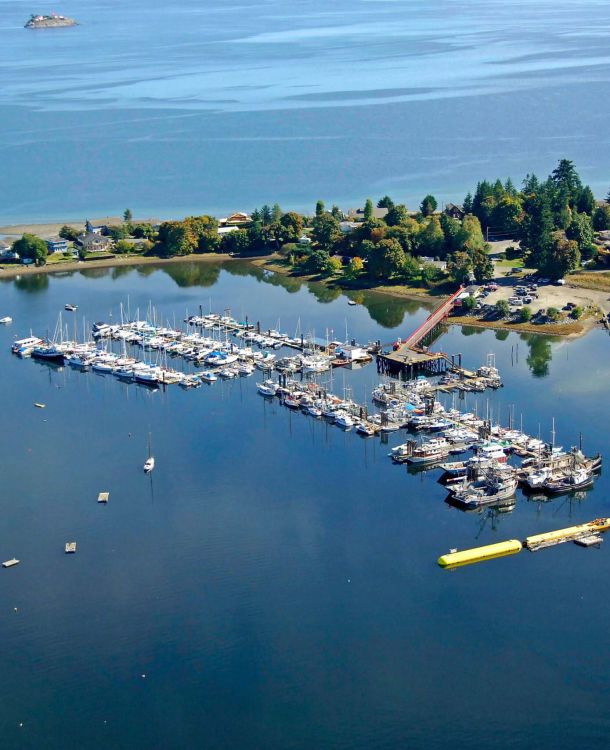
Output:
(143, 433), (155, 473)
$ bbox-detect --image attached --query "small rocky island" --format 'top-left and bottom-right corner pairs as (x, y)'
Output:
(25, 13), (77, 29)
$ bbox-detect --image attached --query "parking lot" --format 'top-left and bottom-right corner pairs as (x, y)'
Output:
(473, 273), (610, 323)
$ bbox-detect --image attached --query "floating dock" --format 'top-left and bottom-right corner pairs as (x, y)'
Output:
(439, 517), (610, 569)
(525, 518), (610, 551)
(3, 558), (20, 568)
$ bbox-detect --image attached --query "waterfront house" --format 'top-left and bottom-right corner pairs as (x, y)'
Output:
(346, 206), (388, 222)
(0, 242), (19, 261)
(78, 233), (114, 253)
(220, 212), (251, 227)
(298, 236), (312, 245)
(46, 237), (69, 254)
(339, 221), (360, 234)
(84, 220), (107, 235)
(444, 203), (465, 220)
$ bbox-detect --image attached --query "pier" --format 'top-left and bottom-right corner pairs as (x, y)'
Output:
(376, 287), (471, 379)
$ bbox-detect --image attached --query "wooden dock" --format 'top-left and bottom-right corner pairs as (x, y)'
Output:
(376, 287), (483, 380)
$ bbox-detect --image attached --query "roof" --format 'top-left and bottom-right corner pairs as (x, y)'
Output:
(346, 206), (388, 221)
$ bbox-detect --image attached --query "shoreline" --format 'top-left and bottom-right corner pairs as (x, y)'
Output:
(0, 252), (245, 279)
(0, 248), (603, 342)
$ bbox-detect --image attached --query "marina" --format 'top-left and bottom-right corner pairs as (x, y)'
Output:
(9, 295), (602, 526)
(0, 262), (608, 749)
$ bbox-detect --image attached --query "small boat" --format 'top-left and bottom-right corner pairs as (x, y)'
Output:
(65, 542), (77, 554)
(2, 558), (19, 568)
(257, 380), (277, 397)
(64, 304), (78, 312)
(12, 336), (42, 355)
(34, 402), (46, 409)
(356, 422), (376, 436)
(143, 433), (155, 473)
(347, 300), (357, 306)
(97, 492), (109, 503)
(335, 412), (354, 429)
(0, 316), (12, 324)
(200, 370), (218, 383)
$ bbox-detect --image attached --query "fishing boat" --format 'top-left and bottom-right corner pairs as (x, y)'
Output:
(450, 468), (517, 509)
(143, 434), (155, 473)
(32, 343), (65, 363)
(543, 467), (594, 495)
(406, 438), (450, 466)
(284, 395), (301, 409)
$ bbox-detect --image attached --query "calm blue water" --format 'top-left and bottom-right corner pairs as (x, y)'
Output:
(1, 0), (610, 220)
(0, 262), (609, 748)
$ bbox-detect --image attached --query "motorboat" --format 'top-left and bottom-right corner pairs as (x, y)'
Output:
(335, 412), (354, 429)
(256, 380), (276, 396)
(64, 304), (78, 312)
(0, 316), (12, 324)
(201, 370), (218, 383)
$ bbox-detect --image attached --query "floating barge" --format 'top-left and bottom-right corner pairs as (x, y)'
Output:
(524, 518), (610, 551)
(439, 517), (610, 569)
(438, 540), (522, 569)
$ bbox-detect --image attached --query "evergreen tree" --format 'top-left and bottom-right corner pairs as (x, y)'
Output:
(377, 195), (395, 209)
(519, 192), (554, 270)
(462, 192), (473, 214)
(420, 194), (438, 217)
(315, 200), (325, 217)
(551, 159), (582, 204)
(363, 198), (374, 221)
(576, 186), (596, 215)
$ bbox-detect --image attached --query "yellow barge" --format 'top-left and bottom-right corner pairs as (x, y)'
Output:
(437, 539), (522, 569)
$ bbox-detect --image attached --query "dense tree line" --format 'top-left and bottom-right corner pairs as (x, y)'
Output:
(9, 160), (608, 285)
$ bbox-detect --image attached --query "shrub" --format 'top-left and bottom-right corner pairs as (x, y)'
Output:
(519, 306), (532, 322)
(547, 307), (560, 321)
(461, 295), (476, 312)
(571, 306), (583, 319)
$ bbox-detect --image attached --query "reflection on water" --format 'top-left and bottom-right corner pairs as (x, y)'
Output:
(161, 262), (221, 289)
(13, 274), (50, 293)
(0, 261), (562, 374)
(522, 334), (553, 378)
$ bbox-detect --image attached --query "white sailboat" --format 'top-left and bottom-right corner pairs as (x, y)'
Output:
(143, 433), (155, 473)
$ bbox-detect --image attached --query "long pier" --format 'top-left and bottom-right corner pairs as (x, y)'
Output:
(376, 287), (469, 378)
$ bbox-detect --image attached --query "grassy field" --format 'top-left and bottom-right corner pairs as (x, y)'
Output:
(448, 314), (586, 337)
(570, 271), (610, 292)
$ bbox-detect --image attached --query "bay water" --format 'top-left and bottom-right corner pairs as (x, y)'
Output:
(0, 262), (609, 748)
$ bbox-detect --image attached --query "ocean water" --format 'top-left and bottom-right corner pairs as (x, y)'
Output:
(0, 262), (609, 748)
(1, 0), (610, 220)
